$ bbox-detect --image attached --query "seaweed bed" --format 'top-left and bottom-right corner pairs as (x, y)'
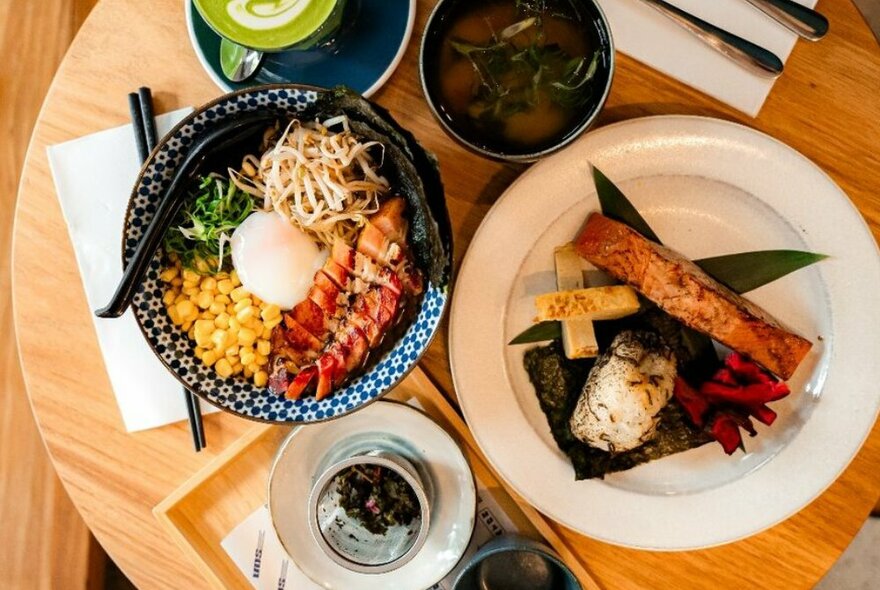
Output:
(524, 340), (713, 480)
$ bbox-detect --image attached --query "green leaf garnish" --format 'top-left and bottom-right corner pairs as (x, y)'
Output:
(509, 321), (562, 344)
(447, 5), (600, 121)
(694, 251), (829, 294)
(164, 175), (254, 274)
(592, 165), (661, 243)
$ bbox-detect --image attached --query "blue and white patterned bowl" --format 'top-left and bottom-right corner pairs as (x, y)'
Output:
(123, 85), (450, 424)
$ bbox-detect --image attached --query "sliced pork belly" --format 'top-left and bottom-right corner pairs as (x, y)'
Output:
(370, 196), (408, 244)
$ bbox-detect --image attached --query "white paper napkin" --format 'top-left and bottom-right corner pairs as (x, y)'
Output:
(47, 108), (220, 433)
(600, 0), (819, 116)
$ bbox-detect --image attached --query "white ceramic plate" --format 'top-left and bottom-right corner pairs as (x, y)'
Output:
(268, 401), (476, 588)
(449, 116), (880, 550)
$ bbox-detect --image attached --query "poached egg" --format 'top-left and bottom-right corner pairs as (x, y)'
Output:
(230, 211), (327, 309)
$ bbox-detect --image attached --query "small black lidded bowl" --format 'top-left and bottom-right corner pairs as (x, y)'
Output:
(419, 0), (615, 163)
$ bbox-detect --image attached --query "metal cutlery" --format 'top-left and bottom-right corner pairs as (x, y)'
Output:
(743, 0), (829, 40)
(638, 0), (784, 78)
(220, 38), (263, 82)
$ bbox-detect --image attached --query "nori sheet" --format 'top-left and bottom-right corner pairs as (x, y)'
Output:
(524, 340), (713, 480)
(305, 87), (452, 287)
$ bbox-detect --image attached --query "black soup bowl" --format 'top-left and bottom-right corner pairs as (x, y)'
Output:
(419, 0), (615, 163)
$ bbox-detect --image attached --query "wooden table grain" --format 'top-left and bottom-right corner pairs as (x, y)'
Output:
(11, 0), (880, 588)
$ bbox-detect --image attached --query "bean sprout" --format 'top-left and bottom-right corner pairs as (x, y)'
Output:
(231, 117), (389, 248)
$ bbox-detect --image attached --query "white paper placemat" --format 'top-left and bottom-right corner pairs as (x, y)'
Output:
(47, 107), (219, 432)
(600, 0), (818, 116)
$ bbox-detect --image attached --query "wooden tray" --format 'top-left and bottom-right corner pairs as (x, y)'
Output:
(153, 367), (601, 590)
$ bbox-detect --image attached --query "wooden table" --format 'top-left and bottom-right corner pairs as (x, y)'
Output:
(11, 0), (880, 588)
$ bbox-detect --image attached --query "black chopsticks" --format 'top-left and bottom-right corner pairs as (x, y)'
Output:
(128, 86), (206, 452)
(184, 385), (207, 452)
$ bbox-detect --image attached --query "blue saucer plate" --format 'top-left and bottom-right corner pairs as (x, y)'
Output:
(186, 0), (415, 97)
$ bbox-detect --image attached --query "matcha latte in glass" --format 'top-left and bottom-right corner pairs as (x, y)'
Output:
(194, 0), (347, 52)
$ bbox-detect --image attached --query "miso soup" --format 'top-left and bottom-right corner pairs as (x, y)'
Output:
(426, 0), (609, 156)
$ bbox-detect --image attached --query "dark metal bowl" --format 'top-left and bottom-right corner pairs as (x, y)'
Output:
(419, 0), (615, 163)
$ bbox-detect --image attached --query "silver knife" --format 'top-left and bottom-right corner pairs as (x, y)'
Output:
(638, 0), (784, 78)
(743, 0), (829, 40)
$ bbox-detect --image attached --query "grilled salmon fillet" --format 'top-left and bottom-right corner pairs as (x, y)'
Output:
(574, 213), (812, 380)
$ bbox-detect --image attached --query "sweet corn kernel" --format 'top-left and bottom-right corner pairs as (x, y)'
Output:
(194, 347), (205, 360)
(163, 290), (176, 306)
(254, 353), (268, 366)
(233, 298), (253, 313)
(230, 286), (249, 303)
(264, 316), (282, 330)
(247, 362), (261, 374)
(170, 277), (183, 287)
(183, 269), (201, 282)
(229, 317), (241, 332)
(196, 291), (213, 310)
(254, 371), (269, 388)
(174, 293), (187, 305)
(240, 351), (256, 366)
(217, 279), (234, 294)
(194, 319), (214, 342)
(251, 295), (263, 306)
(176, 299), (195, 317)
(214, 293), (231, 304)
(224, 330), (238, 349)
(183, 286), (200, 297)
(214, 313), (230, 330)
(209, 301), (225, 315)
(167, 306), (182, 325)
(160, 267), (179, 282)
(225, 345), (240, 359)
(257, 339), (271, 356)
(236, 306), (255, 323)
(244, 367), (255, 379)
(260, 305), (281, 321)
(211, 329), (227, 350)
(182, 320), (193, 333)
(232, 362), (244, 375)
(230, 270), (241, 286)
(200, 277), (217, 292)
(215, 358), (233, 378)
(261, 326), (274, 339)
(244, 317), (262, 332)
(202, 350), (218, 367)
(238, 327), (257, 347)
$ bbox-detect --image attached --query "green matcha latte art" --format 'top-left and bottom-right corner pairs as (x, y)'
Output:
(194, 0), (342, 51)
